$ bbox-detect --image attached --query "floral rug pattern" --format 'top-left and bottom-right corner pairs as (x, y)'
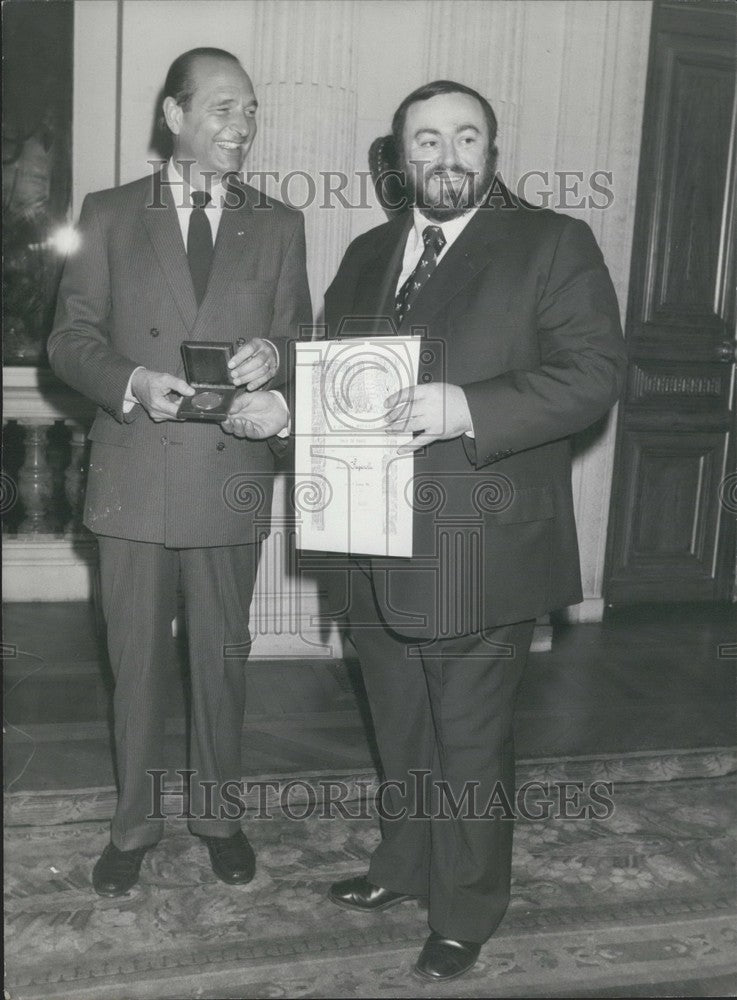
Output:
(4, 747), (736, 999)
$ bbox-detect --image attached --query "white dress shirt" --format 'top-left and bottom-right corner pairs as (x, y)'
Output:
(396, 206), (480, 293)
(167, 158), (227, 244)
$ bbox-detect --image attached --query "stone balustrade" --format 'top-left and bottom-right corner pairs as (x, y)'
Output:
(3, 367), (95, 536)
(2, 367), (98, 601)
(1, 365), (343, 654)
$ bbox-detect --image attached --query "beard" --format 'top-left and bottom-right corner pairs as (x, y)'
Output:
(404, 147), (498, 222)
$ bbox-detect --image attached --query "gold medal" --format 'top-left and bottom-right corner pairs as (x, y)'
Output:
(191, 390), (224, 411)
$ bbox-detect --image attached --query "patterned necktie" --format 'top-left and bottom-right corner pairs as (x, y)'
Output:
(395, 225), (447, 325)
(187, 190), (213, 306)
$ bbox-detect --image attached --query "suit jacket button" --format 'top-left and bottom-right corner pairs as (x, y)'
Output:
(150, 327), (160, 337)
(216, 441), (225, 451)
(160, 435), (167, 445)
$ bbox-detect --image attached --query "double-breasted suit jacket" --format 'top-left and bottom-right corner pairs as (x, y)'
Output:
(322, 190), (627, 638)
(48, 171), (312, 548)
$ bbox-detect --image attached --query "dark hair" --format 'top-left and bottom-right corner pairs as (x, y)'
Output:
(391, 79), (498, 159)
(158, 47), (242, 135)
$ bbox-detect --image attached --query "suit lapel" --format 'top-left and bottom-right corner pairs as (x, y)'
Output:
(142, 172), (198, 332)
(351, 215), (413, 332)
(398, 208), (510, 331)
(350, 208), (511, 335)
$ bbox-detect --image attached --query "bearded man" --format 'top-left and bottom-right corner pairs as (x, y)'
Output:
(317, 80), (626, 981)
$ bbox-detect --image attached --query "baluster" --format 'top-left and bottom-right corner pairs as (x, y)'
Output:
(16, 419), (55, 533)
(64, 421), (89, 534)
(46, 418), (72, 533)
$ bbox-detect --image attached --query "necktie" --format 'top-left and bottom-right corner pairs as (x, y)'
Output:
(187, 190), (213, 306)
(395, 225), (446, 325)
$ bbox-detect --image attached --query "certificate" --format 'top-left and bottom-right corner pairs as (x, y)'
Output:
(293, 336), (421, 557)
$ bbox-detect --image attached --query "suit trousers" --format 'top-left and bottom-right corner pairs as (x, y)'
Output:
(97, 536), (261, 850)
(344, 565), (534, 943)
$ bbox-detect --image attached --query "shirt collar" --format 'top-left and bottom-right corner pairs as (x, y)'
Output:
(167, 158), (227, 207)
(412, 205), (480, 244)
(412, 205), (479, 243)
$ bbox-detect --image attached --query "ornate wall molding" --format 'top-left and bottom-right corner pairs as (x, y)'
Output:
(422, 0), (525, 180)
(249, 0), (358, 308)
(558, 0), (653, 609)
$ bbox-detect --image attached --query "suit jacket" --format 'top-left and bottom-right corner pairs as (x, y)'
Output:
(48, 172), (312, 548)
(318, 192), (627, 639)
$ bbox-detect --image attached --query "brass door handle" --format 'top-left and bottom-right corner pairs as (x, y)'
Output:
(716, 340), (737, 363)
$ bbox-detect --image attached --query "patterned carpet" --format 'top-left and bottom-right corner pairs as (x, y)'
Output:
(4, 747), (736, 999)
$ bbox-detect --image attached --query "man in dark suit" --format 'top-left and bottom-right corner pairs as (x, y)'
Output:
(48, 48), (311, 896)
(319, 80), (627, 981)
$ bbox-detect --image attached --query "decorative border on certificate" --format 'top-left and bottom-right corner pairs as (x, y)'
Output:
(294, 337), (421, 557)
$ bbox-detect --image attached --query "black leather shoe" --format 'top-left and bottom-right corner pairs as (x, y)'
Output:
(413, 931), (481, 982)
(328, 874), (415, 912)
(92, 842), (149, 897)
(199, 830), (255, 885)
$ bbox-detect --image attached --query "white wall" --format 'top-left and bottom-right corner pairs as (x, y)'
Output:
(72, 0), (118, 207)
(69, 0), (653, 627)
(117, 1), (260, 186)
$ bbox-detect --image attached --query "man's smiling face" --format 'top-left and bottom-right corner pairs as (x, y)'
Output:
(402, 91), (493, 221)
(165, 55), (257, 183)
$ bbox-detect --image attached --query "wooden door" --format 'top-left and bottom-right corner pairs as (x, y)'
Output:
(606, 0), (737, 604)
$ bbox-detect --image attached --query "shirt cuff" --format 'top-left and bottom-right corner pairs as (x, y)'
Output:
(123, 366), (146, 413)
(269, 390), (291, 437)
(461, 387), (475, 437)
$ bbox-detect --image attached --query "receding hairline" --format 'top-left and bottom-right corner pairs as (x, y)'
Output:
(185, 52), (252, 85)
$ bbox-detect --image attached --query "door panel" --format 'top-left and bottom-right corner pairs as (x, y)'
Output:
(646, 37), (735, 327)
(606, 0), (736, 604)
(616, 431), (728, 600)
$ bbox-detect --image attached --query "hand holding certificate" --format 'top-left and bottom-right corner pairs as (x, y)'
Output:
(294, 336), (421, 557)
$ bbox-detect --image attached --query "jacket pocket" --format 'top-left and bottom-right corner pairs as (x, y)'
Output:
(480, 484), (554, 524)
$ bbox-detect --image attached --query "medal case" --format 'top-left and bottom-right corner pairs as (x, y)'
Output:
(178, 341), (238, 422)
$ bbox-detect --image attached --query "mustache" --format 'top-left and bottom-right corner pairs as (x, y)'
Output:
(429, 166), (478, 178)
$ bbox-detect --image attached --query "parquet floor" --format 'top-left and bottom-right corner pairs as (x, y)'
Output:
(3, 601), (735, 793)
